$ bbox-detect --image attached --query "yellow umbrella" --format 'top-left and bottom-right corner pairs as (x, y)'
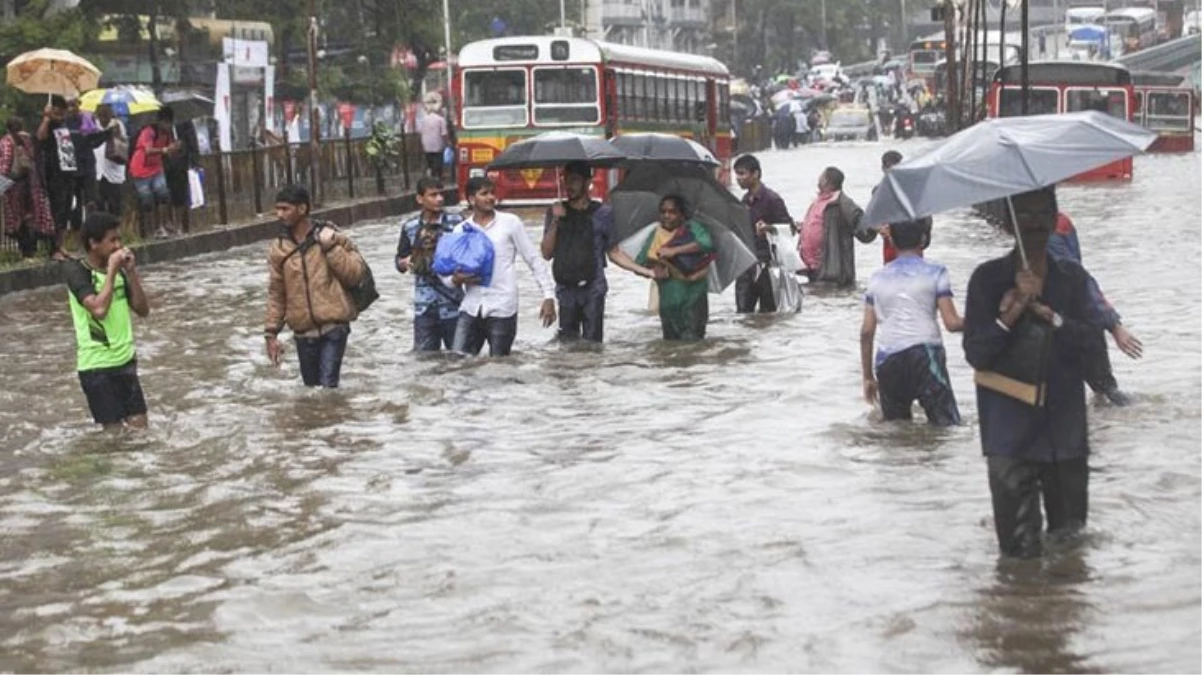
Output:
(79, 86), (162, 116)
(6, 48), (101, 99)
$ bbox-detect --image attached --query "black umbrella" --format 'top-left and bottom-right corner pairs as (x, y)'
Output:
(609, 133), (719, 167)
(161, 90), (214, 121)
(488, 131), (628, 170)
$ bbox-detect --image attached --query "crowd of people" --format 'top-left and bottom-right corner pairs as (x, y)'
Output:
(1, 96), (199, 262)
(61, 145), (1144, 558)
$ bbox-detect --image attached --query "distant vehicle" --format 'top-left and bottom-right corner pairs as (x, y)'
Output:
(1132, 70), (1196, 152)
(1065, 6), (1106, 31)
(907, 33), (947, 83)
(1067, 24), (1112, 60)
(1104, 7), (1158, 54)
(809, 63), (843, 83)
(1186, 9), (1202, 34)
(811, 51), (833, 66)
(824, 107), (877, 142)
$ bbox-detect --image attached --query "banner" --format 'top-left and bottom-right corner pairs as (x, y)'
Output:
(264, 65), (276, 134)
(214, 62), (232, 152)
(222, 38), (270, 68)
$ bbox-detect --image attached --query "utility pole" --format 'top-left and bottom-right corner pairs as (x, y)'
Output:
(307, 0), (321, 204)
(443, 0), (456, 129)
(731, 0), (738, 71)
(942, 0), (959, 131)
(821, 0), (828, 49)
(560, 0), (567, 30)
(900, 0), (909, 45)
(147, 3), (164, 97)
(1020, 0), (1029, 115)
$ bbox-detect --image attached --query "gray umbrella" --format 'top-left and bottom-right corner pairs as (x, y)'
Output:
(863, 111), (1157, 227)
(611, 163), (756, 293)
(488, 131), (628, 169)
(609, 133), (718, 166)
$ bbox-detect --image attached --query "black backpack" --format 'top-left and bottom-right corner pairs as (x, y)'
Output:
(551, 201), (601, 287)
(312, 221), (379, 313)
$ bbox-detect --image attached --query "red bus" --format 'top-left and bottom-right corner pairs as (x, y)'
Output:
(453, 36), (732, 204)
(908, 32), (947, 85)
(988, 61), (1137, 180)
(1133, 71), (1197, 152)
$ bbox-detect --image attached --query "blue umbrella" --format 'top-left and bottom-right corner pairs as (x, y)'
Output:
(79, 85), (161, 117)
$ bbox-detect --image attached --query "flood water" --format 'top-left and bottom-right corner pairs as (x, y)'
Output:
(0, 140), (1198, 673)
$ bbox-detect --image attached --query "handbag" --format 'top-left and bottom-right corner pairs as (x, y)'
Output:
(974, 315), (1053, 406)
(105, 122), (128, 165)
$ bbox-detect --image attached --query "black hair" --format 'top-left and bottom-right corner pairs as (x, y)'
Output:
(415, 176), (443, 196)
(82, 212), (121, 251)
(660, 194), (689, 218)
(563, 161), (591, 180)
(1000, 186), (1058, 234)
(5, 117), (23, 134)
(881, 151), (903, 168)
(275, 184), (311, 212)
(465, 176), (495, 198)
(157, 105), (175, 123)
(733, 154), (761, 175)
(50, 95), (67, 109)
(889, 216), (932, 251)
(823, 166), (845, 190)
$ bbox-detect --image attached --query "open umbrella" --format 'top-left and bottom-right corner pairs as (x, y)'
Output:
(611, 163), (756, 293)
(610, 133), (718, 166)
(6, 48), (101, 98)
(161, 90), (214, 121)
(488, 131), (628, 170)
(79, 86), (161, 117)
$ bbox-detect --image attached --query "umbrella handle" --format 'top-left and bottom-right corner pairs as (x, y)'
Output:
(1005, 196), (1030, 271)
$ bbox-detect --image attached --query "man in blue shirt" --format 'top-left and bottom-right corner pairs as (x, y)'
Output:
(860, 217), (963, 425)
(396, 178), (462, 351)
(540, 161), (657, 343)
(963, 187), (1101, 558)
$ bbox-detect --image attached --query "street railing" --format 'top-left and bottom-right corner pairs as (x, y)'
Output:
(0, 133), (426, 260)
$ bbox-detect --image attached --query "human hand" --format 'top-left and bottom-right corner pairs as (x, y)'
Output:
(551, 202), (566, 220)
(396, 257), (410, 274)
(658, 246), (676, 260)
(107, 248), (127, 274)
(539, 298), (557, 328)
(120, 248), (136, 271)
(998, 288), (1027, 315)
(755, 221), (772, 236)
(43, 104), (54, 119)
(265, 336), (283, 366)
(1112, 324), (1143, 359)
(1028, 301), (1056, 324)
(317, 226), (336, 248)
(1015, 269), (1043, 301)
(452, 271), (479, 287)
(863, 378), (879, 405)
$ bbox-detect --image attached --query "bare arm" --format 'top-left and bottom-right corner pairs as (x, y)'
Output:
(36, 114), (51, 142)
(540, 207), (558, 260)
(937, 296), (963, 333)
(124, 268), (150, 318)
(860, 304), (878, 403)
(81, 269), (119, 320)
(607, 246), (655, 279)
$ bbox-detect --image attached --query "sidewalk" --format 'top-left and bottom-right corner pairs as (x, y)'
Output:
(0, 188), (456, 297)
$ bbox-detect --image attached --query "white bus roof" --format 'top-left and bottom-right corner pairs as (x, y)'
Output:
(1104, 7), (1156, 20)
(457, 36), (729, 77)
(1066, 7), (1105, 16)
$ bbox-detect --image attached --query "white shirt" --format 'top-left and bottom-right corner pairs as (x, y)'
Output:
(455, 211), (555, 319)
(93, 119), (126, 184)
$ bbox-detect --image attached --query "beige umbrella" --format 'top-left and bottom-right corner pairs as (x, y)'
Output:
(6, 48), (101, 99)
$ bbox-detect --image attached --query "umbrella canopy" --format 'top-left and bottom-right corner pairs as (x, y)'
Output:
(863, 111), (1157, 227)
(79, 86), (161, 117)
(6, 48), (101, 98)
(610, 133), (718, 167)
(161, 90), (214, 121)
(611, 163), (756, 293)
(488, 131), (628, 170)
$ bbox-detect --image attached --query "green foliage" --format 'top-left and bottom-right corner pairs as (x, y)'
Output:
(364, 120), (402, 169)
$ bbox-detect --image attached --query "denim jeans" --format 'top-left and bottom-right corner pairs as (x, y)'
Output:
(453, 312), (518, 357)
(414, 306), (458, 352)
(557, 285), (606, 343)
(295, 324), (350, 388)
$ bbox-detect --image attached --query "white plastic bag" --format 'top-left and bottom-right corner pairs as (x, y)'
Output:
(187, 168), (205, 209)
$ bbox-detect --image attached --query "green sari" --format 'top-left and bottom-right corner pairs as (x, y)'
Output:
(636, 220), (715, 341)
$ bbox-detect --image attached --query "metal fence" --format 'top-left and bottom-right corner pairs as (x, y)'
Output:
(0, 133), (426, 259)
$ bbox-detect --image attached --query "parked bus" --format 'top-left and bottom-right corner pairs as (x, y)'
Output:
(1132, 71), (1196, 152)
(1065, 6), (1106, 30)
(907, 32), (947, 83)
(453, 36), (731, 204)
(1104, 7), (1158, 54)
(988, 61), (1137, 180)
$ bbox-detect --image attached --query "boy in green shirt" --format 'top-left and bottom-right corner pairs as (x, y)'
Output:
(64, 212), (151, 428)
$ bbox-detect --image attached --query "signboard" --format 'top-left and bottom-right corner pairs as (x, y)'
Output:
(223, 38), (270, 68)
(338, 102), (356, 129)
(494, 44), (539, 61)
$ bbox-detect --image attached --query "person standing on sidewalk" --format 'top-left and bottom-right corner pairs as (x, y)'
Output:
(396, 177), (463, 351)
(962, 186), (1101, 559)
(128, 108), (179, 239)
(451, 177), (556, 357)
(264, 185), (367, 388)
(92, 104), (127, 219)
(418, 107), (449, 179)
(733, 154), (793, 313)
(65, 212), (151, 428)
(540, 161), (658, 342)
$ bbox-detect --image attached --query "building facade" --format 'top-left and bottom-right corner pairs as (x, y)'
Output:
(586, 0), (712, 54)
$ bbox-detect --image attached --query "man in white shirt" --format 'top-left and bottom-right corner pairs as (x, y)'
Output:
(92, 104), (126, 217)
(449, 177), (557, 356)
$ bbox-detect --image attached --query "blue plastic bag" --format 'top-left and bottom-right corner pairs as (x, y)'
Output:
(431, 224), (495, 287)
(442, 145), (454, 167)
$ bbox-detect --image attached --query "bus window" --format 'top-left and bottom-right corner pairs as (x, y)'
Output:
(911, 49), (941, 73)
(682, 78), (693, 123)
(533, 66), (599, 125)
(998, 87), (1059, 116)
(1146, 92), (1192, 130)
(693, 79), (705, 121)
(1134, 90), (1144, 123)
(1065, 88), (1127, 118)
(719, 81), (730, 126)
(670, 77), (682, 122)
(462, 69), (528, 128)
(651, 76), (662, 121)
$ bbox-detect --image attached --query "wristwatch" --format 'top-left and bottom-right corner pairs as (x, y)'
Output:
(1051, 312), (1064, 329)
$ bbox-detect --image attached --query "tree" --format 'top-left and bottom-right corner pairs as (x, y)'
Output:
(0, 1), (98, 126)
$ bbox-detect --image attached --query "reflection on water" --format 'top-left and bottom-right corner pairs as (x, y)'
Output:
(0, 144), (1198, 672)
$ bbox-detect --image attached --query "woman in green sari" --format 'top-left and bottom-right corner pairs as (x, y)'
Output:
(635, 195), (716, 341)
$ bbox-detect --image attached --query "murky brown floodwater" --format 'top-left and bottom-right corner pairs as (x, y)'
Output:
(0, 139), (1198, 673)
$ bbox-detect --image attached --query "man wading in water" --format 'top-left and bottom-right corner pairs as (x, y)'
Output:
(65, 212), (151, 428)
(963, 186), (1101, 558)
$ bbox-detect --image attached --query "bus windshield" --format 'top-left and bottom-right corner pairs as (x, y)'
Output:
(463, 69), (528, 128)
(911, 50), (940, 66)
(533, 67), (600, 125)
(1144, 91), (1191, 130)
(998, 87), (1060, 116)
(1065, 88), (1128, 118)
